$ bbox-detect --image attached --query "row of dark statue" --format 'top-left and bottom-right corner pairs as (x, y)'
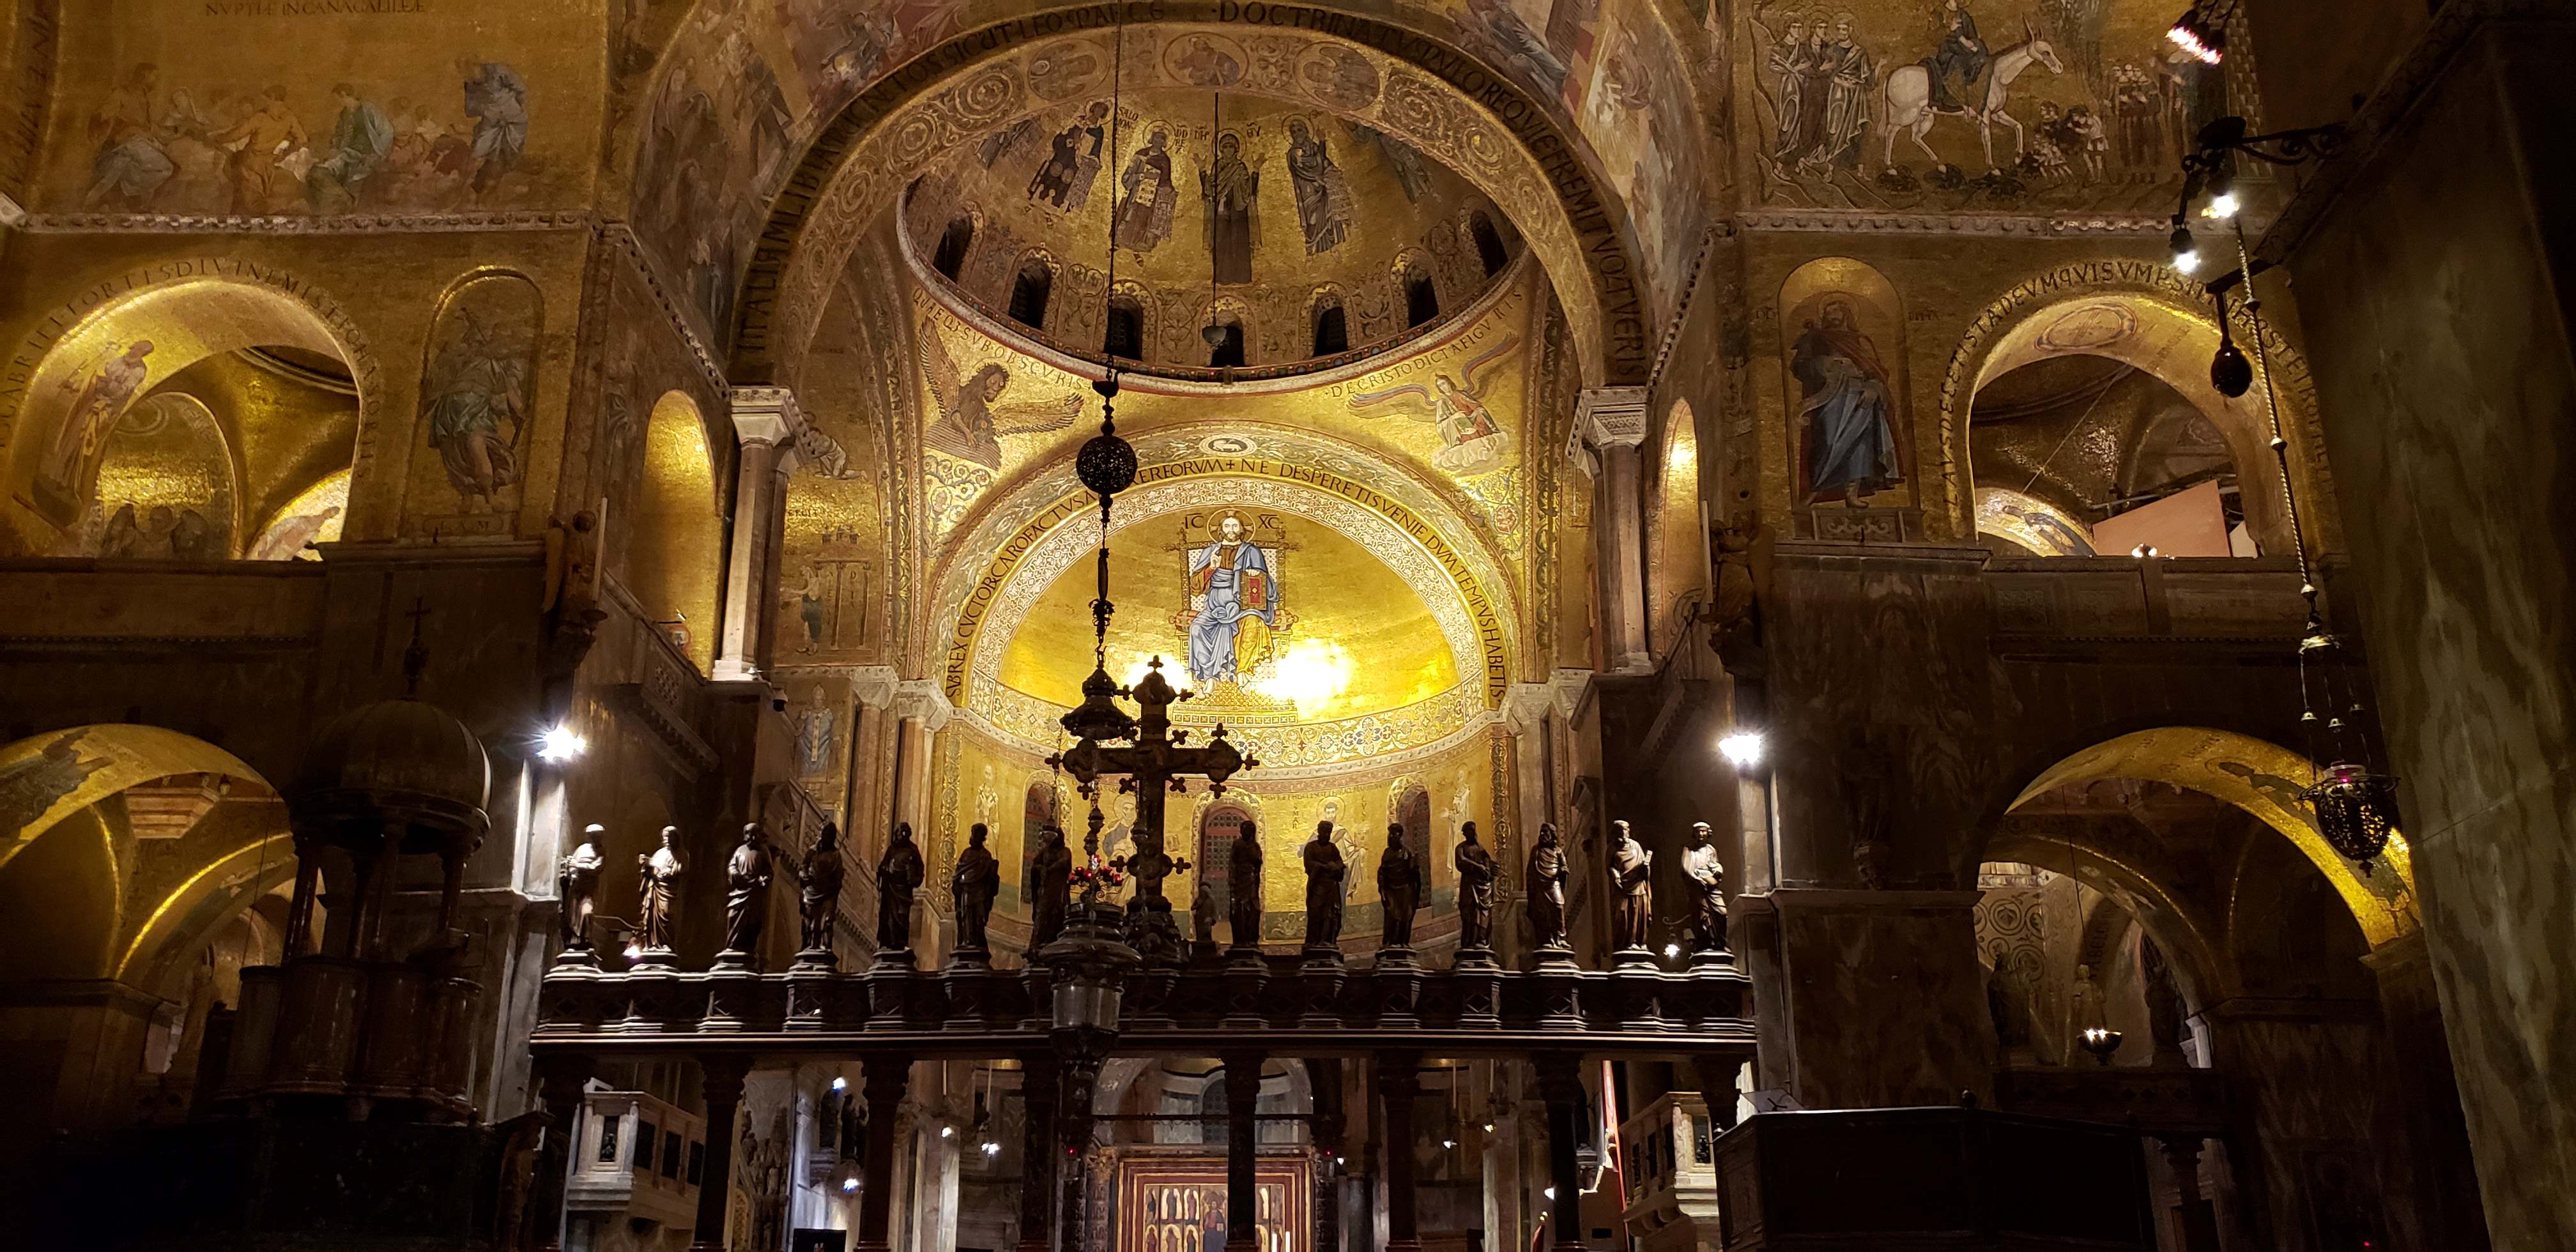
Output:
(553, 813), (1731, 972)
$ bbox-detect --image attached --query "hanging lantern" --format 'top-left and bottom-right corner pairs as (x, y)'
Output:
(2303, 762), (2401, 867)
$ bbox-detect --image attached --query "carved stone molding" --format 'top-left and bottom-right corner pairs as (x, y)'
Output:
(12, 207), (594, 234)
(1735, 210), (2167, 237)
(1501, 682), (1558, 737)
(1577, 387), (1652, 450)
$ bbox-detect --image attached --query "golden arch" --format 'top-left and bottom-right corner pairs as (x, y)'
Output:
(1, 264), (378, 554)
(625, 390), (726, 674)
(2009, 726), (2418, 947)
(1646, 397), (1703, 658)
(715, 7), (1652, 392)
(0, 724), (290, 988)
(1940, 259), (2340, 558)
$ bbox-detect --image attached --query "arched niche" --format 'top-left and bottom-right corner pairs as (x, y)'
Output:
(3, 273), (367, 558)
(1775, 258), (1912, 520)
(406, 270), (544, 531)
(622, 391), (724, 674)
(2004, 727), (2416, 949)
(1647, 398), (1705, 655)
(1942, 261), (2339, 559)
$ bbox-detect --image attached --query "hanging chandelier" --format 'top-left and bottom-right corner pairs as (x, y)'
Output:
(2172, 125), (2400, 866)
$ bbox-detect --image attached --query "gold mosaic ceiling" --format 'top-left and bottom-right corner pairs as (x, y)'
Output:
(901, 89), (1523, 377)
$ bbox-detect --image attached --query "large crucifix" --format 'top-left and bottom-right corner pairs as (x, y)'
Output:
(1047, 655), (1254, 964)
(1046, 372), (1258, 963)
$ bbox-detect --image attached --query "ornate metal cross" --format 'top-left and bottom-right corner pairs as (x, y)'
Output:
(1048, 656), (1252, 964)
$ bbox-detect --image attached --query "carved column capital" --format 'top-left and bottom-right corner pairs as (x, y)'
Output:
(848, 665), (903, 712)
(1503, 683), (1557, 737)
(729, 386), (804, 448)
(894, 679), (955, 733)
(1576, 386), (1652, 449)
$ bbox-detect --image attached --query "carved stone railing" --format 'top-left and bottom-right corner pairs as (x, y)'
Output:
(1987, 556), (2313, 641)
(533, 959), (1754, 1059)
(1620, 1089), (1722, 1243)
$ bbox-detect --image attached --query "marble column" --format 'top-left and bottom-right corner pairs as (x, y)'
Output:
(1579, 387), (1651, 675)
(690, 1056), (753, 1252)
(888, 680), (954, 952)
(855, 1060), (909, 1252)
(1016, 1055), (1060, 1252)
(532, 1053), (595, 1252)
(1535, 1055), (1586, 1252)
(914, 1073), (963, 1252)
(2265, 12), (2576, 1244)
(1223, 1050), (1265, 1252)
(2157, 1135), (2221, 1252)
(715, 386), (801, 683)
(1376, 1051), (1423, 1252)
(2364, 934), (2492, 1250)
(1475, 1060), (1522, 1252)
(847, 666), (901, 842)
(1309, 1058), (1346, 1252)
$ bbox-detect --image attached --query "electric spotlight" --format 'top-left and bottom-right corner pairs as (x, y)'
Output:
(940, 1125), (954, 1138)
(1663, 943), (1682, 959)
(622, 941), (643, 960)
(1717, 729), (1767, 770)
(2203, 189), (2241, 220)
(840, 1177), (861, 1193)
(2078, 1025), (2126, 1065)
(1482, 1122), (1496, 1133)
(1544, 1186), (1557, 1200)
(537, 724), (586, 762)
(2167, 8), (2225, 64)
(830, 1077), (848, 1093)
(1443, 1138), (1458, 1150)
(2129, 545), (2161, 560)
(982, 1140), (1002, 1156)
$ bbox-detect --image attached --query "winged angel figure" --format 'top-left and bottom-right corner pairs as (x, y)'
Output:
(1346, 333), (1520, 475)
(919, 325), (1085, 471)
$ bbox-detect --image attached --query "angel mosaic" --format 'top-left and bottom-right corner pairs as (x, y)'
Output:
(1346, 333), (1519, 476)
(917, 324), (1085, 471)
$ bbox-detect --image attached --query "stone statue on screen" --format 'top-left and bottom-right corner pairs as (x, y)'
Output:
(1526, 822), (1569, 952)
(1227, 820), (1264, 949)
(1609, 820), (1654, 952)
(556, 824), (606, 950)
(1303, 820), (1347, 950)
(1192, 862), (1222, 949)
(636, 825), (684, 954)
(876, 822), (926, 952)
(1454, 820), (1497, 952)
(723, 824), (774, 958)
(1683, 821), (1728, 954)
(1030, 823), (1072, 951)
(797, 822), (845, 953)
(1377, 824), (1425, 949)
(953, 822), (1001, 954)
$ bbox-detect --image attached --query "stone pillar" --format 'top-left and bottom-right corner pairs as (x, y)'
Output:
(890, 680), (953, 834)
(715, 386), (800, 683)
(1224, 1050), (1265, 1252)
(2364, 934), (2492, 1250)
(532, 1053), (595, 1252)
(1476, 1059), (1522, 1252)
(915, 1073), (963, 1252)
(1017, 1055), (1060, 1252)
(1735, 889), (1991, 1108)
(690, 1056), (752, 1252)
(2156, 1135), (2221, 1252)
(1535, 1055), (1586, 1252)
(855, 1059), (909, 1252)
(1578, 387), (1651, 675)
(847, 666), (901, 841)
(1060, 1048), (1106, 1252)
(1310, 1058), (1346, 1252)
(1376, 1051), (1422, 1252)
(2264, 13), (2576, 1244)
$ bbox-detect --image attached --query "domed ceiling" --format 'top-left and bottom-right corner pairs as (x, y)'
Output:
(903, 89), (1524, 378)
